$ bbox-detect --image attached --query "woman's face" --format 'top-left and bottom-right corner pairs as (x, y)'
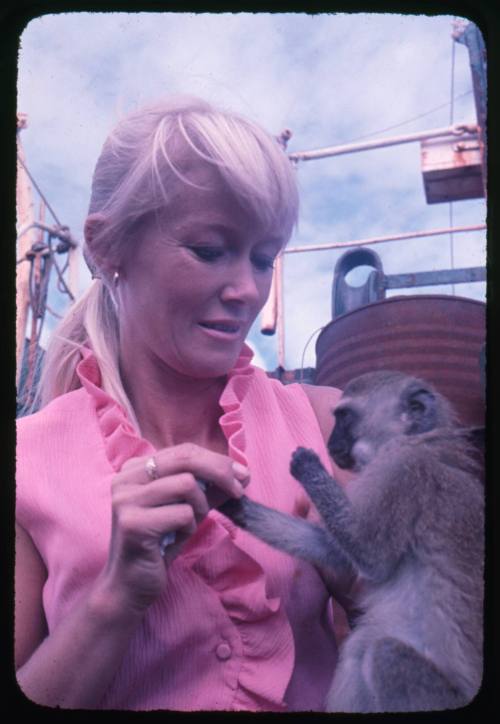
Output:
(116, 165), (288, 380)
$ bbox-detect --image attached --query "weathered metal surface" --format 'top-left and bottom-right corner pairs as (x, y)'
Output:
(384, 266), (486, 289)
(315, 295), (486, 426)
(332, 248), (385, 318)
(453, 21), (487, 194)
(421, 135), (484, 203)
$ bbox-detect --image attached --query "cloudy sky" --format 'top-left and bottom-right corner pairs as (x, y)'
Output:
(17, 11), (487, 371)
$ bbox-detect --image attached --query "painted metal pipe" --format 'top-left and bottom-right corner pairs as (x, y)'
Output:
(288, 123), (478, 162)
(284, 223), (487, 254)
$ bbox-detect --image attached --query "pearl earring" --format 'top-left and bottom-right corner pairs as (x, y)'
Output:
(113, 271), (120, 286)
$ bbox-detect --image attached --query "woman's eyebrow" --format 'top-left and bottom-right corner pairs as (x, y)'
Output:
(170, 218), (232, 236)
(168, 217), (286, 249)
(257, 236), (286, 254)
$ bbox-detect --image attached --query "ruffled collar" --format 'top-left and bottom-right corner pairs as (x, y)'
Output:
(75, 343), (255, 473)
(217, 343), (254, 469)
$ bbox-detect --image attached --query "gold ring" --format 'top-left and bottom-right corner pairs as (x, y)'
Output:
(145, 456), (159, 480)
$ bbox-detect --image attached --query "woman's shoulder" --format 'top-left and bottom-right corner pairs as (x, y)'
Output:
(249, 367), (343, 439)
(17, 387), (89, 440)
(299, 383), (343, 445)
(299, 382), (343, 408)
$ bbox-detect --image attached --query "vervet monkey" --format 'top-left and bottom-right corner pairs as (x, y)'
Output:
(220, 371), (484, 712)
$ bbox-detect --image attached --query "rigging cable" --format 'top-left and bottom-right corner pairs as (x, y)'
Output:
(339, 90), (472, 147)
(449, 24), (458, 295)
(16, 154), (76, 301)
(299, 325), (324, 383)
(17, 152), (63, 227)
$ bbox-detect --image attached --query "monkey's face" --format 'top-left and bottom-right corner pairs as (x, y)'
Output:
(327, 372), (447, 471)
(327, 405), (359, 470)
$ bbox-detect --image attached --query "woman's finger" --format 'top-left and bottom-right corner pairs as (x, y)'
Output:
(117, 503), (197, 551)
(113, 473), (210, 518)
(117, 443), (249, 499)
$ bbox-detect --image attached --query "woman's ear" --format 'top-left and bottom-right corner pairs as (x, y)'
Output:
(83, 213), (120, 275)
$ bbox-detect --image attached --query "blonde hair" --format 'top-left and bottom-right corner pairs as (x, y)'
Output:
(35, 96), (299, 422)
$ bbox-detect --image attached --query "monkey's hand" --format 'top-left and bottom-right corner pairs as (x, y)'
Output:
(218, 495), (252, 529)
(290, 447), (329, 486)
(291, 446), (347, 510)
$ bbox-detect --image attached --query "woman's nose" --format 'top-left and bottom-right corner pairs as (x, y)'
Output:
(219, 260), (262, 306)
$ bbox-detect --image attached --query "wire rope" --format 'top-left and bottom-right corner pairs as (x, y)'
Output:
(339, 90), (472, 147)
(299, 325), (324, 383)
(449, 26), (457, 295)
(16, 153), (62, 227)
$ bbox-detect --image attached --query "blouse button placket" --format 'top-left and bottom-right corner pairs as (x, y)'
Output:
(215, 642), (232, 661)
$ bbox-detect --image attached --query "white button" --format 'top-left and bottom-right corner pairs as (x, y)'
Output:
(215, 642), (232, 661)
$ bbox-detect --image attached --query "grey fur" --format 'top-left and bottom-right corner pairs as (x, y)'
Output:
(220, 371), (484, 712)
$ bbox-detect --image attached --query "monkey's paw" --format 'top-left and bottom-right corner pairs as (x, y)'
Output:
(290, 447), (324, 484)
(219, 496), (251, 529)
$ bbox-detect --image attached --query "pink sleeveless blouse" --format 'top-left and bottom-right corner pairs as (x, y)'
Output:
(16, 344), (341, 711)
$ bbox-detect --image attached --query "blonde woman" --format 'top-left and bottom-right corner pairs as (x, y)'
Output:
(15, 97), (350, 711)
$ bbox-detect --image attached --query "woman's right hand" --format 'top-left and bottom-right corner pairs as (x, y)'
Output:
(97, 443), (250, 615)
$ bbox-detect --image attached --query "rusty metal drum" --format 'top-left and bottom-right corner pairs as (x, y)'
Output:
(315, 295), (486, 427)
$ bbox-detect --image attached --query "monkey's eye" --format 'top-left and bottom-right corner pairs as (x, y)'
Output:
(409, 399), (426, 413)
(407, 388), (434, 415)
(406, 388), (437, 434)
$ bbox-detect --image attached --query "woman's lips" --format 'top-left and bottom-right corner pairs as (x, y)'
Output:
(198, 320), (243, 338)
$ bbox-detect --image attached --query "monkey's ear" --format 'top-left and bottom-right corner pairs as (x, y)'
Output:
(406, 388), (437, 434)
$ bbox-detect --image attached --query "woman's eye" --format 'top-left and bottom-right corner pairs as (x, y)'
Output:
(189, 245), (275, 271)
(190, 246), (224, 262)
(253, 255), (275, 272)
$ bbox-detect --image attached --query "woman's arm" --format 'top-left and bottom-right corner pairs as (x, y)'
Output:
(15, 522), (145, 708)
(15, 524), (48, 669)
(15, 443), (248, 709)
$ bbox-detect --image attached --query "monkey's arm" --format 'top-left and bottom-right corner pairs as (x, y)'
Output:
(290, 447), (351, 517)
(219, 496), (355, 576)
(290, 448), (391, 581)
(290, 448), (360, 549)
